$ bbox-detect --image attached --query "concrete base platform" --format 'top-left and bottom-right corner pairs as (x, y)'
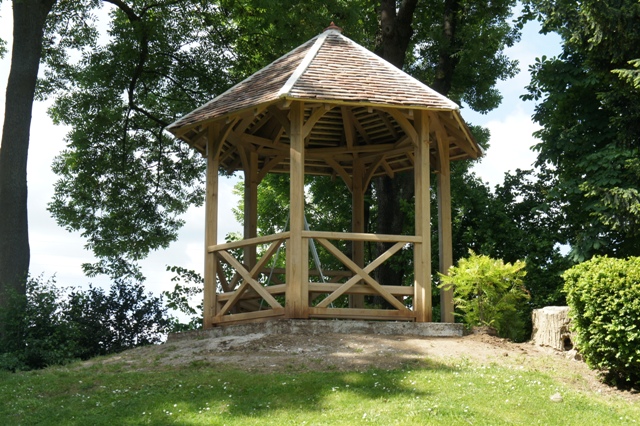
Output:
(168, 319), (463, 343)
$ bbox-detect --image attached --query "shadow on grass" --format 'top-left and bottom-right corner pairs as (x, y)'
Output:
(1, 358), (458, 425)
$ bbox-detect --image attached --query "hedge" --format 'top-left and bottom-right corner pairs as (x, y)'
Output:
(563, 256), (640, 386)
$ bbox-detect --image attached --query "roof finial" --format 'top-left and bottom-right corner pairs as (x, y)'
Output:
(324, 22), (343, 33)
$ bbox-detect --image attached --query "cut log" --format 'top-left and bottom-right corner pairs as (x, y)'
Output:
(531, 306), (573, 351)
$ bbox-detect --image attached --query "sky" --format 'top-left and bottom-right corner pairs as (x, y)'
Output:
(0, 2), (561, 297)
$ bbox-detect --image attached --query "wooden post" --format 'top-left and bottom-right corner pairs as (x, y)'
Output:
(437, 136), (454, 323)
(285, 101), (308, 318)
(413, 110), (432, 322)
(243, 150), (258, 269)
(204, 124), (221, 329)
(350, 157), (365, 308)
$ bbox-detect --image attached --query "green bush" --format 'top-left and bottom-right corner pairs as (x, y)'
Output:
(439, 251), (530, 341)
(563, 256), (640, 387)
(0, 278), (77, 370)
(0, 276), (171, 371)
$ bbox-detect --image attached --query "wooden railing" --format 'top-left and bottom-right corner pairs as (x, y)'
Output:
(302, 231), (418, 321)
(208, 231), (421, 324)
(208, 232), (289, 324)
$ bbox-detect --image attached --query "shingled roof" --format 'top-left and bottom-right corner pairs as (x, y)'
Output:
(167, 25), (481, 178)
(168, 27), (459, 131)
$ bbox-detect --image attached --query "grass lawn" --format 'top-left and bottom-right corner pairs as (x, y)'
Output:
(1, 356), (638, 425)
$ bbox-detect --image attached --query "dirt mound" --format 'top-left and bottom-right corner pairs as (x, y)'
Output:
(83, 326), (640, 401)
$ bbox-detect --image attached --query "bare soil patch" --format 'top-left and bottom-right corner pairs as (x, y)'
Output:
(86, 328), (639, 402)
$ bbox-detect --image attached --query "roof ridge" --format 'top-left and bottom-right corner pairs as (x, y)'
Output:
(278, 30), (334, 97)
(335, 32), (460, 111)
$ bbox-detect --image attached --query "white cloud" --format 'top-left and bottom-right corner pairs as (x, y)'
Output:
(471, 108), (541, 189)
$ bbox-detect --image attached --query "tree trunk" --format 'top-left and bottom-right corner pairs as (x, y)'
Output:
(374, 0), (460, 291)
(531, 306), (574, 351)
(0, 0), (56, 305)
(431, 0), (460, 95)
(373, 0), (418, 290)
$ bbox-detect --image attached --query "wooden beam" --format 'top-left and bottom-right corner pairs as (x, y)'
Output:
(244, 150), (258, 269)
(364, 155), (385, 188)
(227, 130), (282, 151)
(381, 159), (395, 178)
(285, 101), (308, 318)
(350, 157), (365, 309)
(413, 110), (432, 322)
(302, 106), (331, 138)
(308, 307), (414, 321)
(203, 123), (221, 329)
(346, 108), (371, 143)
(377, 110), (399, 139)
(438, 112), (479, 158)
(301, 230), (420, 243)
(209, 232), (290, 252)
(309, 283), (414, 296)
(379, 107), (418, 145)
(315, 238), (409, 311)
(341, 106), (356, 149)
(267, 104), (291, 136)
(325, 157), (352, 191)
(429, 113), (449, 172)
(216, 239), (283, 315)
(217, 250), (283, 309)
(217, 259), (230, 293)
(316, 241), (406, 309)
(437, 131), (454, 323)
(306, 143), (395, 156)
(214, 308), (285, 325)
(257, 155), (285, 182)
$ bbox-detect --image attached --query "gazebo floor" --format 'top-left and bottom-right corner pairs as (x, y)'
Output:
(168, 319), (463, 343)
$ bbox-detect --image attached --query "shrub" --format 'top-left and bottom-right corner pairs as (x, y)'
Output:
(0, 277), (77, 370)
(439, 251), (530, 341)
(563, 256), (640, 387)
(0, 276), (171, 371)
(65, 280), (171, 358)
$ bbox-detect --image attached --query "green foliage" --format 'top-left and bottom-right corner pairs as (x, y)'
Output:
(563, 256), (640, 387)
(442, 167), (569, 317)
(0, 276), (170, 371)
(411, 0), (520, 112)
(522, 0), (640, 260)
(45, 0), (236, 280)
(0, 277), (76, 371)
(439, 252), (530, 341)
(162, 266), (204, 332)
(613, 59), (640, 89)
(65, 280), (170, 358)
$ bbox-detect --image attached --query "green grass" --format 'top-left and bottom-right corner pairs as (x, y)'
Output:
(1, 358), (638, 425)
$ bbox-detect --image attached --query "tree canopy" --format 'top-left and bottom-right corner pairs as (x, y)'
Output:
(46, 1), (238, 279)
(523, 0), (640, 261)
(1, 1), (584, 326)
(41, 0), (524, 284)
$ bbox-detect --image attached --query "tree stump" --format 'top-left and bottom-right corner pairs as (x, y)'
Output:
(531, 306), (573, 351)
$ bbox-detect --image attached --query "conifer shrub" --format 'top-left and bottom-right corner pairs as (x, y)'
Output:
(563, 256), (640, 387)
(439, 252), (530, 341)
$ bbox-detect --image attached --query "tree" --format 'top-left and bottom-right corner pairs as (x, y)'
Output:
(45, 1), (521, 289)
(375, 0), (520, 286)
(45, 1), (236, 280)
(523, 0), (640, 261)
(0, 0), (58, 321)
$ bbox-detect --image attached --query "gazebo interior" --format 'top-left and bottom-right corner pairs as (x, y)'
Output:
(168, 24), (481, 328)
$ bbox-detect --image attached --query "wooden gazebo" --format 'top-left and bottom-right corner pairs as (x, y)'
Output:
(167, 24), (481, 328)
